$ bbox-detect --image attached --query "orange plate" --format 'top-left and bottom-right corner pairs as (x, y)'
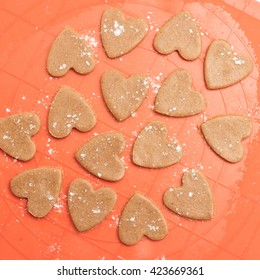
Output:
(0, 0), (259, 260)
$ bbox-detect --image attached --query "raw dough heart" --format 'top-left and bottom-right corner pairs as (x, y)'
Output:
(201, 115), (252, 163)
(119, 192), (168, 245)
(154, 11), (201, 60)
(163, 169), (214, 220)
(48, 85), (96, 138)
(133, 120), (182, 168)
(0, 113), (40, 161)
(68, 179), (117, 232)
(101, 8), (148, 58)
(205, 39), (253, 89)
(76, 132), (125, 181)
(154, 69), (206, 117)
(47, 27), (95, 77)
(10, 167), (63, 218)
(101, 70), (149, 121)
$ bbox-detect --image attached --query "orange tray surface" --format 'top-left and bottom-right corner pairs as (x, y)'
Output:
(0, 0), (259, 260)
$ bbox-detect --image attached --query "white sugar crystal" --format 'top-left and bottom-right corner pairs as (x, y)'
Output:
(59, 63), (67, 70)
(176, 145), (182, 152)
(69, 191), (75, 197)
(92, 207), (101, 214)
(129, 217), (136, 222)
(169, 107), (176, 112)
(148, 224), (159, 231)
(233, 57), (245, 65)
(113, 20), (125, 36)
(145, 125), (153, 131)
(29, 124), (35, 130)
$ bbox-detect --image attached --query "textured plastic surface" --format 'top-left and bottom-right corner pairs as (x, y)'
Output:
(0, 0), (259, 260)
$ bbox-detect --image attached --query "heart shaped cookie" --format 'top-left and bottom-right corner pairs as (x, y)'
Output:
(101, 70), (149, 121)
(68, 179), (117, 232)
(163, 169), (214, 220)
(0, 113), (40, 161)
(119, 192), (168, 245)
(101, 8), (148, 58)
(154, 11), (201, 60)
(10, 167), (63, 218)
(154, 69), (206, 117)
(47, 27), (95, 77)
(205, 39), (253, 89)
(48, 86), (96, 138)
(76, 132), (125, 181)
(201, 115), (252, 163)
(133, 121), (182, 168)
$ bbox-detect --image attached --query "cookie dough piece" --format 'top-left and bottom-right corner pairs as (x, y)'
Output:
(201, 115), (252, 163)
(101, 8), (148, 58)
(154, 11), (201, 60)
(154, 69), (206, 117)
(68, 179), (117, 232)
(0, 113), (40, 161)
(101, 70), (149, 121)
(48, 85), (96, 138)
(47, 27), (95, 77)
(119, 192), (168, 245)
(205, 39), (253, 89)
(10, 167), (63, 218)
(76, 132), (125, 181)
(163, 169), (214, 220)
(133, 120), (182, 168)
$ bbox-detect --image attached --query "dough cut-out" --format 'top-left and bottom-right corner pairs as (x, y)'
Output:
(201, 115), (252, 163)
(205, 39), (253, 89)
(154, 11), (201, 60)
(119, 192), (168, 245)
(10, 167), (63, 218)
(48, 85), (96, 138)
(101, 8), (148, 58)
(76, 132), (125, 181)
(133, 120), (182, 168)
(101, 70), (149, 121)
(68, 179), (117, 232)
(47, 27), (95, 77)
(0, 113), (40, 161)
(154, 69), (206, 117)
(163, 169), (214, 220)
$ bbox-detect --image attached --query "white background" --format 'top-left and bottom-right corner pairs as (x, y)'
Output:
(0, 260), (259, 279)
